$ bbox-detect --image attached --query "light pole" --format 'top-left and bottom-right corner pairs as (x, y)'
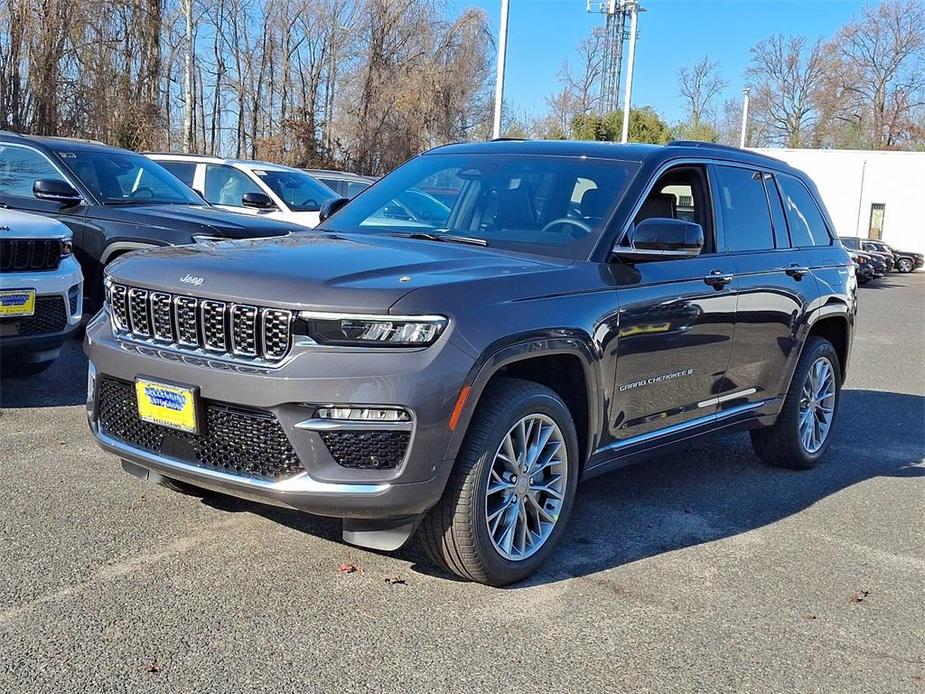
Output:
(620, 1), (641, 144)
(492, 0), (510, 139)
(739, 88), (750, 148)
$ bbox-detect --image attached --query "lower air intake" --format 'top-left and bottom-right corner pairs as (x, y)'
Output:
(319, 430), (410, 470)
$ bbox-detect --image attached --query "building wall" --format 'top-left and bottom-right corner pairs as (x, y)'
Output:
(753, 148), (925, 253)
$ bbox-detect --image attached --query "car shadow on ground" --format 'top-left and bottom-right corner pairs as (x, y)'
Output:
(199, 389), (924, 588)
(0, 337), (88, 408)
(859, 275), (914, 290)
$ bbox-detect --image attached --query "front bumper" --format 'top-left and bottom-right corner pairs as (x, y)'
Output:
(1, 257), (83, 360)
(84, 310), (474, 519)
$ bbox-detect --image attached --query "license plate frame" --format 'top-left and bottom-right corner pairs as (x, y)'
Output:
(0, 289), (36, 317)
(135, 377), (201, 434)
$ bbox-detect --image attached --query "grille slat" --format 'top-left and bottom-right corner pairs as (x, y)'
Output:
(0, 238), (62, 272)
(110, 284), (291, 362)
(97, 378), (302, 481)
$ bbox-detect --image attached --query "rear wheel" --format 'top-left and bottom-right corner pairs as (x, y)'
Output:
(751, 337), (841, 469)
(422, 378), (579, 586)
(896, 258), (913, 273)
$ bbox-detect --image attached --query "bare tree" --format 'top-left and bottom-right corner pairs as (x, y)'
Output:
(678, 55), (727, 132)
(745, 34), (828, 147)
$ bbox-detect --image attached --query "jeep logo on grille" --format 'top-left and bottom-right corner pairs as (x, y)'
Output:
(180, 274), (204, 286)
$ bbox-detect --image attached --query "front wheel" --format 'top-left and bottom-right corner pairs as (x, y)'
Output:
(422, 378), (580, 586)
(751, 336), (841, 469)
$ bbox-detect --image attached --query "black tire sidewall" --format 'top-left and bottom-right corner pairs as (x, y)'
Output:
(787, 339), (842, 466)
(467, 388), (580, 584)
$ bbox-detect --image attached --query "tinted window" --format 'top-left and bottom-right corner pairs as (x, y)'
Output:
(160, 161), (197, 188)
(0, 144), (67, 198)
(841, 237), (860, 250)
(714, 165), (774, 252)
(61, 150), (202, 205)
(345, 180), (370, 198)
(204, 165), (261, 206)
(323, 153), (638, 260)
(318, 178), (345, 196)
(777, 175), (832, 247)
(764, 175), (790, 248)
(253, 169), (336, 211)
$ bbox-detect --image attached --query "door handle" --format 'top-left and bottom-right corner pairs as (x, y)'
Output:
(703, 270), (733, 288)
(786, 264), (810, 279)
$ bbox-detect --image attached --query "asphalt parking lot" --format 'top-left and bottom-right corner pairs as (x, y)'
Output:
(1, 273), (923, 693)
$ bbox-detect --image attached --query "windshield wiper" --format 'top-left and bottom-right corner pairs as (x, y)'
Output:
(403, 232), (488, 247)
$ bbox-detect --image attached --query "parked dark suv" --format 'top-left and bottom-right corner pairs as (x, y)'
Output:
(85, 140), (856, 585)
(0, 132), (297, 307)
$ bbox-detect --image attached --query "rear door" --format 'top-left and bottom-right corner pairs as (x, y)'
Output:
(713, 164), (816, 413)
(610, 164), (737, 442)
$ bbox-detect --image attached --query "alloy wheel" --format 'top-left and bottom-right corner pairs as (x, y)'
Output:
(799, 357), (836, 454)
(484, 414), (568, 561)
(897, 258), (912, 273)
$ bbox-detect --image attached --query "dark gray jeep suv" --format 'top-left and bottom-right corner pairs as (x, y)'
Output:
(86, 140), (856, 585)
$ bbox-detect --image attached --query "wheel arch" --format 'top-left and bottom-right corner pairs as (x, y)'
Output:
(444, 333), (603, 469)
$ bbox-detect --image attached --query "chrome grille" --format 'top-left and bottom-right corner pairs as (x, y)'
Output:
(231, 305), (258, 356)
(201, 300), (227, 351)
(151, 292), (174, 340)
(262, 309), (292, 360)
(108, 283), (292, 363)
(128, 288), (151, 337)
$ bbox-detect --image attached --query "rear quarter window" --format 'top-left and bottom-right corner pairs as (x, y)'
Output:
(777, 175), (832, 247)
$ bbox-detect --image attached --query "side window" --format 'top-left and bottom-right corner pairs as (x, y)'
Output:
(763, 174), (790, 248)
(345, 181), (368, 198)
(0, 144), (67, 198)
(160, 161), (197, 189)
(777, 175), (832, 247)
(204, 165), (261, 206)
(631, 165), (714, 253)
(714, 165), (775, 252)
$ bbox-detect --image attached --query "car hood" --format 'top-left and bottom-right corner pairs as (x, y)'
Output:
(106, 231), (567, 311)
(0, 209), (71, 239)
(88, 204), (295, 238)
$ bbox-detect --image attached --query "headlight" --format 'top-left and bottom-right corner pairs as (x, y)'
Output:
(299, 311), (447, 347)
(61, 238), (73, 257)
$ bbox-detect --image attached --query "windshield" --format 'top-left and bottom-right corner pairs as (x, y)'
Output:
(322, 153), (638, 260)
(60, 150), (203, 205)
(254, 169), (337, 212)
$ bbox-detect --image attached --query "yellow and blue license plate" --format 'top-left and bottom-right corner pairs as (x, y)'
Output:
(135, 378), (199, 433)
(0, 289), (35, 317)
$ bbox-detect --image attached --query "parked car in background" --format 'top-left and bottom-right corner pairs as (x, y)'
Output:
(303, 169), (376, 199)
(0, 210), (82, 376)
(150, 154), (338, 228)
(839, 237), (895, 271)
(87, 139), (855, 585)
(862, 240), (923, 273)
(0, 132), (298, 308)
(848, 250), (876, 284)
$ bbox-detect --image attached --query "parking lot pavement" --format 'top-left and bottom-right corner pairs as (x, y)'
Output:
(1, 274), (923, 693)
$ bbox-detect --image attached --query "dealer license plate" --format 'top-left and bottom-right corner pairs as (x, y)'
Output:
(135, 378), (199, 434)
(0, 289), (36, 317)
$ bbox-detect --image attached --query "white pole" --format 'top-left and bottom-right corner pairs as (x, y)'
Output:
(620, 2), (639, 144)
(739, 88), (750, 148)
(492, 0), (510, 139)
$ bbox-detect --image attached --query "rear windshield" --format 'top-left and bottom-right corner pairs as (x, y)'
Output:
(321, 153), (638, 260)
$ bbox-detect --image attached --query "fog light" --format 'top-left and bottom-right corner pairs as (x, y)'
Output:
(316, 407), (411, 422)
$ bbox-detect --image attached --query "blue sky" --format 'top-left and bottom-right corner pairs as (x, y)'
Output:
(453, 0), (866, 124)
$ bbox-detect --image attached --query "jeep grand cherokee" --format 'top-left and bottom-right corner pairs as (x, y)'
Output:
(85, 140), (856, 585)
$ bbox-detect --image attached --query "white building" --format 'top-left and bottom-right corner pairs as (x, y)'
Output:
(754, 148), (925, 253)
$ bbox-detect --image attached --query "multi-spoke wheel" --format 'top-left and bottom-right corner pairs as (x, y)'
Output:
(798, 357), (836, 454)
(485, 414), (568, 561)
(896, 258), (913, 273)
(751, 336), (842, 470)
(422, 378), (579, 585)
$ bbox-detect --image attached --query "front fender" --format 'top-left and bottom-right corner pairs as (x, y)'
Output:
(441, 330), (603, 463)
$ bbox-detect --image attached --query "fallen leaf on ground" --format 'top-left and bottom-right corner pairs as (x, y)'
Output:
(849, 590), (870, 603)
(384, 576), (406, 585)
(142, 657), (160, 674)
(338, 562), (360, 574)
(802, 612), (817, 620)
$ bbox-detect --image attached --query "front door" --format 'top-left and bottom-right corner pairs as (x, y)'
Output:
(610, 165), (737, 442)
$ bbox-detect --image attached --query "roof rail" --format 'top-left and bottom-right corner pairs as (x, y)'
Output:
(668, 140), (785, 164)
(490, 137), (528, 142)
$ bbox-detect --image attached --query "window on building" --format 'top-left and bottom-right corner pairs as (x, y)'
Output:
(868, 203), (885, 241)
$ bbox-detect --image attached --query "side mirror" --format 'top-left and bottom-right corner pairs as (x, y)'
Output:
(318, 197), (350, 223)
(33, 179), (82, 205)
(241, 191), (276, 210)
(614, 218), (704, 262)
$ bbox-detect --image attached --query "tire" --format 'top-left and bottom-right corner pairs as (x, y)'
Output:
(896, 258), (913, 273)
(421, 378), (580, 586)
(1, 360), (54, 378)
(751, 336), (841, 470)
